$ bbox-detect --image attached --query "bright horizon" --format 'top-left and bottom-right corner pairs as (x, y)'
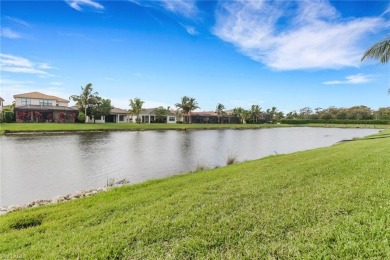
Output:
(1, 0), (390, 113)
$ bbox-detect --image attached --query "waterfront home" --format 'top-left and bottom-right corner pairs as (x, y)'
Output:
(132, 108), (177, 124)
(106, 107), (130, 123)
(13, 92), (78, 123)
(190, 111), (240, 124)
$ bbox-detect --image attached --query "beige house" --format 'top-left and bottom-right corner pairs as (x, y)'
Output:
(130, 108), (177, 124)
(13, 92), (77, 123)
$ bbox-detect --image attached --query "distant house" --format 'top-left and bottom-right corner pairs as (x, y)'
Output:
(190, 111), (240, 124)
(0, 97), (4, 112)
(131, 108), (177, 124)
(13, 92), (78, 123)
(105, 108), (130, 123)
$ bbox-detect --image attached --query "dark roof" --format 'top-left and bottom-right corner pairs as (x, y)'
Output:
(0, 97), (4, 101)
(13, 92), (69, 103)
(14, 105), (77, 111)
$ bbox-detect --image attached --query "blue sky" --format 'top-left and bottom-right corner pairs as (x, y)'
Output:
(1, 0), (390, 113)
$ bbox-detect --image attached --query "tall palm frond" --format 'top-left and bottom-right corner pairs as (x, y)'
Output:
(361, 37), (390, 64)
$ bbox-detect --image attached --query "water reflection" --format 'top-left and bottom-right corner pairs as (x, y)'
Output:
(0, 127), (379, 206)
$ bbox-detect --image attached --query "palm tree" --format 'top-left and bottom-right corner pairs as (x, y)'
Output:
(129, 97), (144, 123)
(215, 103), (226, 124)
(250, 105), (262, 123)
(361, 37), (390, 94)
(361, 37), (390, 64)
(187, 98), (199, 124)
(233, 107), (250, 124)
(266, 107), (278, 123)
(70, 83), (99, 123)
(175, 96), (199, 123)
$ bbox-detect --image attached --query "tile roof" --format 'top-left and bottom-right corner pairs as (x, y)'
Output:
(13, 92), (69, 103)
(110, 107), (128, 114)
(140, 108), (176, 116)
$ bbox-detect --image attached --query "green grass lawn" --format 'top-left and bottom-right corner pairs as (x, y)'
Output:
(1, 130), (389, 258)
(0, 122), (388, 135)
(0, 122), (290, 135)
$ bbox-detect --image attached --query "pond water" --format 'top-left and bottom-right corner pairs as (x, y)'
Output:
(0, 127), (380, 207)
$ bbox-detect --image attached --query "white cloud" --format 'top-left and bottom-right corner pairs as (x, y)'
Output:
(5, 16), (30, 28)
(0, 28), (22, 39)
(65, 0), (104, 12)
(184, 25), (198, 35)
(213, 0), (386, 70)
(0, 53), (53, 76)
(323, 73), (374, 85)
(160, 0), (197, 17)
(129, 0), (197, 17)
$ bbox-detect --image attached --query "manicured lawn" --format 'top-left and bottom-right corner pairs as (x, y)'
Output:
(1, 130), (389, 258)
(0, 122), (290, 135)
(0, 122), (388, 135)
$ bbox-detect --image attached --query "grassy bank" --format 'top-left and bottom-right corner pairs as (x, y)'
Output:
(1, 130), (390, 258)
(0, 123), (290, 135)
(1, 122), (388, 135)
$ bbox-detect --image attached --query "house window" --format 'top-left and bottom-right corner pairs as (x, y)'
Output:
(94, 116), (101, 120)
(21, 98), (31, 105)
(39, 100), (52, 106)
(119, 115), (124, 121)
(169, 116), (175, 122)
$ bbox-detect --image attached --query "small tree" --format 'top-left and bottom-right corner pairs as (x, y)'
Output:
(154, 106), (169, 123)
(70, 83), (101, 122)
(215, 103), (226, 124)
(92, 99), (113, 123)
(129, 98), (144, 123)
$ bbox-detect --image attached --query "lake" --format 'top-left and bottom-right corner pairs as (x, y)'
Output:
(0, 127), (380, 207)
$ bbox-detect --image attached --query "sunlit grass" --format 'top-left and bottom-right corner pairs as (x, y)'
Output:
(0, 122), (388, 135)
(1, 130), (389, 258)
(0, 122), (290, 135)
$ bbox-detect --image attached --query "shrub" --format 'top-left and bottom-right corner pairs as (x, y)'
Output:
(78, 112), (86, 123)
(4, 111), (14, 123)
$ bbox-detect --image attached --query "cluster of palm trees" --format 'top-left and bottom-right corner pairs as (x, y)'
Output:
(174, 96), (199, 124)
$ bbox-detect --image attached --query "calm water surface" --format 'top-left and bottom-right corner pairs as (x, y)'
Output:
(0, 127), (380, 207)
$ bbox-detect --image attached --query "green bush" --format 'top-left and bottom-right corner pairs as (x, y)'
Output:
(281, 119), (390, 125)
(78, 112), (86, 123)
(3, 111), (14, 123)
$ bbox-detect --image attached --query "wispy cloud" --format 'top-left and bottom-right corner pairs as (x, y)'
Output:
(182, 24), (198, 35)
(323, 73), (374, 85)
(213, 0), (386, 70)
(0, 54), (53, 76)
(0, 28), (22, 39)
(65, 0), (104, 12)
(160, 0), (197, 17)
(5, 16), (30, 28)
(129, 0), (197, 18)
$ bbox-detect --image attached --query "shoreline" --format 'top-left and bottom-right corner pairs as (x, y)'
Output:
(0, 179), (130, 215)
(1, 123), (388, 136)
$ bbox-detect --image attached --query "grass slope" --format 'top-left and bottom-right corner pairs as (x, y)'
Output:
(1, 122), (388, 135)
(0, 123), (288, 134)
(1, 130), (389, 259)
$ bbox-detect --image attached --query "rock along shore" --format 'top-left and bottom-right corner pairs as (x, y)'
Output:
(0, 179), (130, 215)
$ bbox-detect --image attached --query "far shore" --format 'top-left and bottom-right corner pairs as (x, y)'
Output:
(1, 122), (388, 135)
